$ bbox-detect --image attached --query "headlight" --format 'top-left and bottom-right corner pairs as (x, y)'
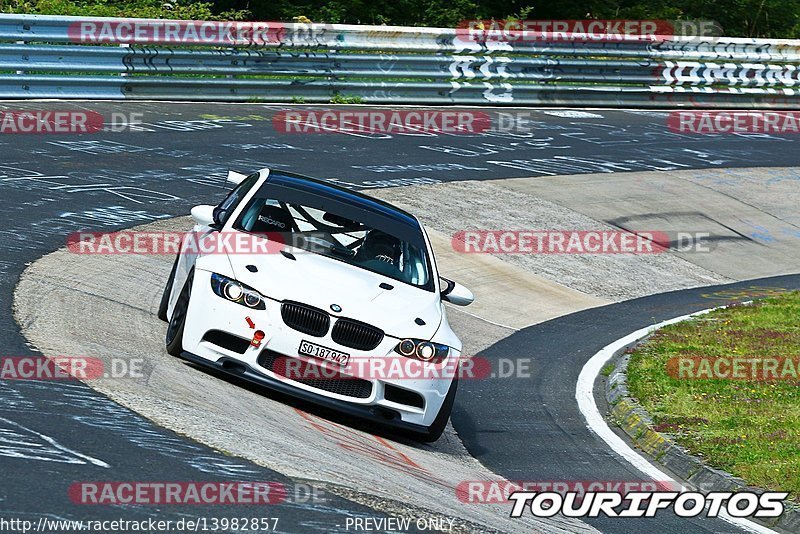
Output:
(211, 273), (266, 310)
(417, 342), (435, 361)
(397, 339), (416, 356)
(394, 339), (449, 363)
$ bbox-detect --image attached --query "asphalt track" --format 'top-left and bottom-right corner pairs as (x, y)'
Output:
(2, 102), (800, 532)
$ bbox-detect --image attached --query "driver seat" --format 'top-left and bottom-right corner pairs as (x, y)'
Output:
(251, 204), (295, 237)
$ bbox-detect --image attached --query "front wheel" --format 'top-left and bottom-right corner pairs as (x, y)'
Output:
(417, 376), (458, 443)
(165, 270), (193, 356)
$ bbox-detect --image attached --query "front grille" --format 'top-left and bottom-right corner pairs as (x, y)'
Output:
(331, 319), (384, 351)
(280, 301), (330, 337)
(258, 351), (373, 399)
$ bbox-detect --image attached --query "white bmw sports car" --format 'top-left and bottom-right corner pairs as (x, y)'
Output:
(158, 169), (474, 441)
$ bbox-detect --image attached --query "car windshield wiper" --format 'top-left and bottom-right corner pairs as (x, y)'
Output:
(328, 243), (356, 258)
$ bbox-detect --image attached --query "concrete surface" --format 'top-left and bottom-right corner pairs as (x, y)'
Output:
(426, 230), (608, 330)
(500, 167), (800, 283)
(371, 181), (730, 301)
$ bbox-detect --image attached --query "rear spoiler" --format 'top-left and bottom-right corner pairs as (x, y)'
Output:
(227, 170), (248, 185)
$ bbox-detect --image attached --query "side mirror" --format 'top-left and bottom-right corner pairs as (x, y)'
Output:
(190, 205), (216, 227)
(440, 277), (474, 306)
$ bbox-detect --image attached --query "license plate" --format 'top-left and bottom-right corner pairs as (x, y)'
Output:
(298, 340), (350, 366)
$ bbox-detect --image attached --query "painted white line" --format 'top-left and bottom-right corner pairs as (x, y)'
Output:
(0, 416), (110, 468)
(576, 306), (777, 534)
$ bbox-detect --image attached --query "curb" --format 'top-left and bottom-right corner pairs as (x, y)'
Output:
(605, 337), (800, 533)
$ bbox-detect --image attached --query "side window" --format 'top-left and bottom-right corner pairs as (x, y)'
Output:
(214, 173), (260, 226)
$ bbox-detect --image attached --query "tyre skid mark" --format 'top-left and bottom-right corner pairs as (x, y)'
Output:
(295, 409), (452, 491)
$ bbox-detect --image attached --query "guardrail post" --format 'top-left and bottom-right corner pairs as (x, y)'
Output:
(120, 43), (129, 77)
(15, 40), (25, 75)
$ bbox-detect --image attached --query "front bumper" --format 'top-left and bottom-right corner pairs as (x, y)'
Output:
(177, 350), (434, 436)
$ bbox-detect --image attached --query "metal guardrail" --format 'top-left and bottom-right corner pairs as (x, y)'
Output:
(1, 13), (800, 106)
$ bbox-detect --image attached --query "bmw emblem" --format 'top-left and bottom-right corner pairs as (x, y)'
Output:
(330, 304), (342, 313)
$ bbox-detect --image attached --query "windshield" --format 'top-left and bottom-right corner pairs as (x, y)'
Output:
(233, 190), (433, 290)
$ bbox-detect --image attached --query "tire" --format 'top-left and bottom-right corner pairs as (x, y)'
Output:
(157, 253), (181, 322)
(417, 376), (458, 443)
(165, 269), (193, 356)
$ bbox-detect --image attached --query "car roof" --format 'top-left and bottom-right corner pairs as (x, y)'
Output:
(265, 170), (421, 229)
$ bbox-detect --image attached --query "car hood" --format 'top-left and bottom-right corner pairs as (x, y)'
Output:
(226, 249), (442, 340)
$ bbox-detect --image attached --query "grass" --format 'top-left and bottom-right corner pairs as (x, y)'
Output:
(626, 291), (800, 501)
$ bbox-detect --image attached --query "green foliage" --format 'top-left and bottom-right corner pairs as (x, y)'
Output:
(1, 0), (249, 20)
(627, 292), (800, 499)
(419, 0), (480, 28)
(330, 93), (363, 104)
(241, 0), (800, 37)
